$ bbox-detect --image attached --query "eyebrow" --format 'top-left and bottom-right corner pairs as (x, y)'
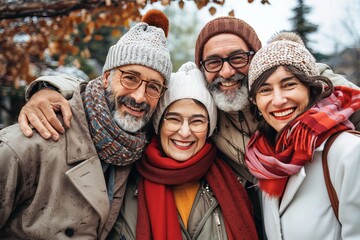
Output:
(165, 112), (207, 118)
(204, 49), (250, 59)
(123, 69), (163, 84)
(261, 76), (297, 86)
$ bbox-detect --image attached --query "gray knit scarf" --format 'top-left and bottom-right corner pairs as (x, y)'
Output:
(82, 77), (149, 166)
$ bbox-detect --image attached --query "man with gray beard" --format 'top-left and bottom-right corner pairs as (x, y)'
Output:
(194, 16), (360, 239)
(17, 15), (359, 239)
(0, 10), (172, 239)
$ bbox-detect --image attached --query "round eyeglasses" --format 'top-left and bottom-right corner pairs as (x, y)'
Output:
(200, 51), (254, 73)
(163, 115), (209, 133)
(117, 69), (167, 99)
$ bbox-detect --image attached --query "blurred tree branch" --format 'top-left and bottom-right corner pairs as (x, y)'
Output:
(0, 0), (270, 87)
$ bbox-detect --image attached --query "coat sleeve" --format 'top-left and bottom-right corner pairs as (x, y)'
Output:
(0, 139), (26, 228)
(317, 63), (359, 89)
(25, 74), (85, 101)
(328, 132), (360, 239)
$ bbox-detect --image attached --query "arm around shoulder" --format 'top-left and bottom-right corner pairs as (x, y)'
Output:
(317, 63), (359, 89)
(25, 74), (85, 101)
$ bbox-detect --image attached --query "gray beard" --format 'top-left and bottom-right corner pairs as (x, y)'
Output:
(106, 83), (153, 133)
(211, 86), (250, 112)
(209, 77), (250, 112)
(113, 110), (152, 133)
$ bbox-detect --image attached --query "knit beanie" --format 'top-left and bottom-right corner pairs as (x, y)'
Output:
(195, 16), (262, 68)
(152, 62), (217, 137)
(102, 9), (172, 82)
(248, 31), (319, 90)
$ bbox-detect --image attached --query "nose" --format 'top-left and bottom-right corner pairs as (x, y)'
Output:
(130, 81), (147, 103)
(271, 89), (287, 106)
(178, 121), (192, 138)
(219, 61), (236, 79)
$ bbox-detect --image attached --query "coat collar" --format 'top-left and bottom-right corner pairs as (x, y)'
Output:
(65, 83), (98, 164)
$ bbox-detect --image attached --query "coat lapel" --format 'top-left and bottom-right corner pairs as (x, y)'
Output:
(66, 157), (110, 232)
(64, 88), (110, 233)
(279, 167), (306, 214)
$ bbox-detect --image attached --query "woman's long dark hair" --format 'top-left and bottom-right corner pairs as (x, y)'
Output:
(249, 65), (334, 145)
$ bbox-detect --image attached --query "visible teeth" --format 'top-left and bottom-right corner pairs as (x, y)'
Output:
(126, 104), (141, 112)
(173, 140), (192, 147)
(273, 109), (294, 117)
(221, 81), (237, 87)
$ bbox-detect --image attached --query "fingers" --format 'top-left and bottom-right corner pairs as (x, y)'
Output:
(18, 104), (52, 139)
(59, 102), (73, 129)
(18, 110), (34, 137)
(18, 89), (69, 141)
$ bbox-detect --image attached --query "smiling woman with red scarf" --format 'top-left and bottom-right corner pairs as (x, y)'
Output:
(108, 62), (258, 240)
(245, 32), (360, 240)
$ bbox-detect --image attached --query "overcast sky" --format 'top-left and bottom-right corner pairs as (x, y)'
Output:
(144, 0), (359, 55)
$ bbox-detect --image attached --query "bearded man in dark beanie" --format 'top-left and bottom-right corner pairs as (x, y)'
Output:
(0, 10), (171, 239)
(194, 16), (360, 239)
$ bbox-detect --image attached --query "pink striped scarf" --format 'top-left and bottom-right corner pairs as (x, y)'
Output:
(245, 86), (360, 197)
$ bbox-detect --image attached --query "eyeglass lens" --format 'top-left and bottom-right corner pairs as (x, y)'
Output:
(163, 115), (208, 132)
(201, 51), (253, 73)
(119, 69), (165, 98)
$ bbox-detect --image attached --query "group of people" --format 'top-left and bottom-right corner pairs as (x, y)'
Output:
(1, 8), (360, 240)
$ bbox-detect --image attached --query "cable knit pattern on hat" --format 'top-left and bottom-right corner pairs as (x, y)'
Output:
(195, 16), (262, 68)
(102, 15), (172, 82)
(152, 62), (217, 137)
(248, 31), (319, 90)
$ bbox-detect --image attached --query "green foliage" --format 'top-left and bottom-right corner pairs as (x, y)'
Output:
(289, 0), (318, 54)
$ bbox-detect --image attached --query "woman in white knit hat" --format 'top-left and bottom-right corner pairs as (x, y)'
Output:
(108, 62), (258, 240)
(245, 32), (360, 239)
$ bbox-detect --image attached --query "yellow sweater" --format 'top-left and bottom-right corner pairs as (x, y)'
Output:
(172, 182), (200, 228)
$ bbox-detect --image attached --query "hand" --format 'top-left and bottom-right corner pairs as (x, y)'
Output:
(18, 89), (72, 141)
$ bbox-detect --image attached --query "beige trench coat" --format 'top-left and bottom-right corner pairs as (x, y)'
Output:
(0, 84), (130, 239)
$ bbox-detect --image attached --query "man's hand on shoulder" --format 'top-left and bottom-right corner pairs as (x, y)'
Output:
(18, 89), (72, 141)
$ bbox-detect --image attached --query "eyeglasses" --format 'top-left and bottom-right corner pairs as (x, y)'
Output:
(200, 51), (254, 73)
(117, 69), (167, 99)
(163, 115), (209, 133)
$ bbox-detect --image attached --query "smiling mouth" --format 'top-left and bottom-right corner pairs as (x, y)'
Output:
(172, 140), (193, 147)
(124, 103), (143, 112)
(271, 108), (295, 117)
(222, 79), (239, 87)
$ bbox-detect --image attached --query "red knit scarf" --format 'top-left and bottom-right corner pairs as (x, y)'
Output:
(246, 86), (360, 197)
(136, 138), (258, 240)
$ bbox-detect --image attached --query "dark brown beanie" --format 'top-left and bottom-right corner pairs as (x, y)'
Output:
(195, 16), (262, 68)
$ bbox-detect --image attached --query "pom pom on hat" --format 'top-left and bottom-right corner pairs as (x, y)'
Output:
(268, 31), (305, 45)
(102, 9), (172, 82)
(248, 31), (319, 90)
(152, 62), (217, 137)
(141, 9), (169, 37)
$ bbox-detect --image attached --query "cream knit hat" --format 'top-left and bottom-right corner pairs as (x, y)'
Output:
(152, 62), (217, 137)
(248, 31), (319, 90)
(102, 10), (172, 82)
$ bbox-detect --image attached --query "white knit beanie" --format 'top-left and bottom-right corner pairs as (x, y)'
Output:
(248, 31), (319, 90)
(102, 10), (172, 82)
(152, 62), (217, 137)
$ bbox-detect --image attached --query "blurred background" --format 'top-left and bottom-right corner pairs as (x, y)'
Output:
(0, 0), (359, 128)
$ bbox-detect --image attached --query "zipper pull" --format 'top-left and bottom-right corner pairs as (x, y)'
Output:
(214, 212), (221, 226)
